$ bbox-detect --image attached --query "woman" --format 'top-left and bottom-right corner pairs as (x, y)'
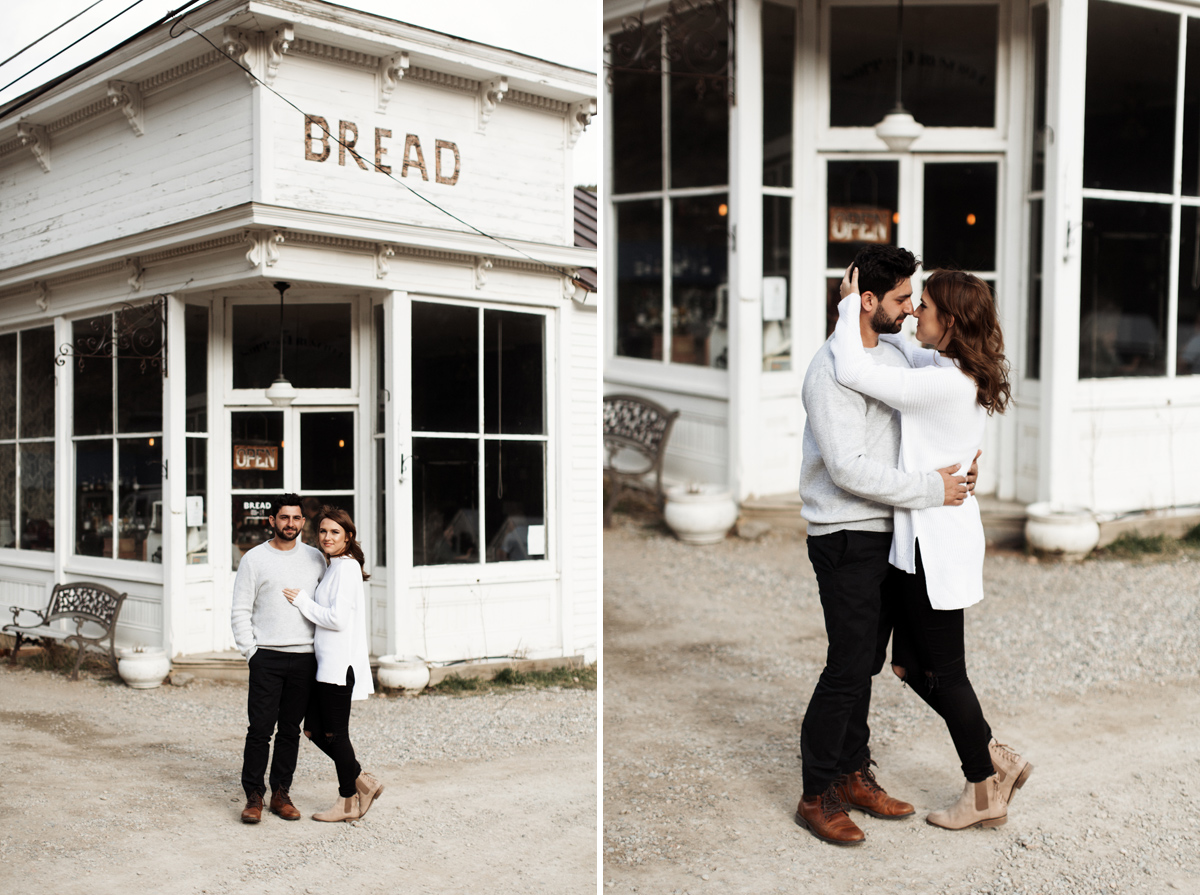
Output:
(829, 266), (1033, 831)
(284, 506), (384, 822)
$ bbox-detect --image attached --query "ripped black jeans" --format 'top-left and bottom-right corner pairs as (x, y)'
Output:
(304, 666), (362, 797)
(889, 542), (994, 783)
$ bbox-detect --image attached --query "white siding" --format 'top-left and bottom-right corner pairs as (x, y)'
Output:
(565, 302), (599, 661)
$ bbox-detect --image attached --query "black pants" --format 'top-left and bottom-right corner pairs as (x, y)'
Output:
(800, 530), (895, 798)
(305, 666), (362, 798)
(242, 649), (316, 799)
(891, 542), (994, 783)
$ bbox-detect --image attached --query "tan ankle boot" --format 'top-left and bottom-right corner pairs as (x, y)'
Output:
(312, 794), (359, 823)
(926, 775), (1007, 830)
(355, 772), (385, 818)
(989, 738), (1033, 805)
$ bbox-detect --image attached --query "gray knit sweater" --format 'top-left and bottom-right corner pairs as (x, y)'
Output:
(230, 539), (327, 660)
(799, 338), (943, 536)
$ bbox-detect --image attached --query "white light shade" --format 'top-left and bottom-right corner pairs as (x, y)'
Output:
(265, 376), (297, 407)
(874, 108), (924, 152)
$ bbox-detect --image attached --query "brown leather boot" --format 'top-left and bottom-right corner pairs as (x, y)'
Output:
(312, 794), (360, 823)
(794, 787), (865, 846)
(240, 792), (264, 824)
(926, 775), (1007, 830)
(355, 772), (385, 819)
(833, 759), (915, 819)
(989, 739), (1033, 806)
(269, 787), (301, 820)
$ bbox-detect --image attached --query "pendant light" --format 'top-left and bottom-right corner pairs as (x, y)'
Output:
(874, 0), (924, 152)
(265, 281), (297, 407)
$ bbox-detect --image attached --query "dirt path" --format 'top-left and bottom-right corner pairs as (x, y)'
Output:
(0, 669), (596, 894)
(602, 522), (1200, 895)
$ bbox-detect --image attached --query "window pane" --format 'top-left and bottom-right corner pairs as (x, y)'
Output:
(231, 410), (285, 490)
(1030, 4), (1049, 193)
(412, 436), (479, 566)
(19, 328), (54, 439)
(1178, 206), (1200, 374)
(923, 162), (997, 271)
(185, 305), (208, 434)
(830, 6), (998, 128)
(669, 8), (729, 188)
(301, 411), (355, 491)
(118, 437), (162, 562)
(827, 160), (899, 269)
(20, 443), (54, 552)
(485, 440), (546, 562)
(412, 302), (478, 433)
(1079, 200), (1169, 378)
(73, 317), (113, 435)
(616, 199), (664, 360)
(0, 445), (13, 547)
(763, 2), (795, 187)
(232, 303), (352, 390)
(374, 304), (386, 434)
(376, 438), (387, 567)
(117, 319), (163, 435)
(763, 195), (792, 371)
(1184, 19), (1200, 197)
(484, 310), (545, 435)
(611, 23), (663, 194)
(1026, 199), (1044, 380)
(76, 440), (113, 557)
(1084, 0), (1177, 194)
(0, 333), (14, 440)
(186, 437), (208, 564)
(233, 497), (275, 569)
(672, 194), (729, 368)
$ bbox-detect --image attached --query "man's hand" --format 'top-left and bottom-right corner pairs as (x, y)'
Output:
(966, 449), (981, 494)
(840, 263), (860, 299)
(938, 465), (968, 506)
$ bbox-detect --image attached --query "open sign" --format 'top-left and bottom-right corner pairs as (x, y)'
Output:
(233, 445), (278, 471)
(829, 207), (892, 245)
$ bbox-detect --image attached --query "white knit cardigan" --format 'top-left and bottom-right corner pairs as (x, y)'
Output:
(292, 555), (375, 700)
(830, 293), (987, 610)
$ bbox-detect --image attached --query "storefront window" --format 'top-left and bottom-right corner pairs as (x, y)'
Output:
(373, 303), (387, 566)
(763, 195), (792, 371)
(185, 305), (208, 564)
(1026, 199), (1043, 381)
(411, 302), (548, 566)
(1026, 3), (1047, 381)
(829, 5), (998, 129)
(670, 9), (729, 189)
(922, 163), (997, 272)
(672, 195), (729, 368)
(73, 313), (162, 561)
(826, 160), (899, 334)
(0, 327), (55, 551)
(1176, 208), (1200, 374)
(611, 23), (663, 195)
(231, 303), (352, 389)
(763, 3), (795, 188)
(616, 200), (664, 360)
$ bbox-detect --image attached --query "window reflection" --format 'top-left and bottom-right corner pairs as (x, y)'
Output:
(763, 3), (795, 187)
(411, 302), (478, 433)
(611, 22), (663, 195)
(922, 163), (997, 271)
(616, 200), (664, 360)
(413, 437), (479, 566)
(670, 8), (729, 189)
(232, 303), (352, 390)
(827, 160), (899, 270)
(485, 441), (546, 562)
(763, 195), (792, 371)
(672, 195), (729, 368)
(1177, 207), (1200, 375)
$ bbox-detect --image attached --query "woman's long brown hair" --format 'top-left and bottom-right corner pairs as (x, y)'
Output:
(317, 505), (371, 581)
(924, 269), (1011, 415)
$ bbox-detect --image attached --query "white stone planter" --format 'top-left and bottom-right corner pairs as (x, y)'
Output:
(376, 655), (430, 695)
(117, 647), (171, 689)
(1024, 502), (1101, 561)
(663, 485), (739, 546)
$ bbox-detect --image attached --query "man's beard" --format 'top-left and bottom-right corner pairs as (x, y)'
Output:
(271, 522), (302, 541)
(870, 304), (905, 334)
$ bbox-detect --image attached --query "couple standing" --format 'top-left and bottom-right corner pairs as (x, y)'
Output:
(230, 493), (384, 824)
(795, 245), (1033, 845)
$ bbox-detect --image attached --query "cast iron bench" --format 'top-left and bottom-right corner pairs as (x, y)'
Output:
(603, 393), (681, 528)
(3, 582), (127, 680)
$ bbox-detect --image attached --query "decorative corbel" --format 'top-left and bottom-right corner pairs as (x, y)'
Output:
(245, 230), (285, 267)
(474, 255), (493, 290)
(107, 81), (144, 136)
(375, 243), (395, 280)
(17, 121), (49, 173)
(265, 24), (293, 86)
(568, 98), (596, 149)
(125, 257), (145, 292)
(223, 26), (254, 84)
(478, 77), (507, 132)
(378, 52), (409, 112)
(563, 274), (578, 302)
(33, 281), (49, 312)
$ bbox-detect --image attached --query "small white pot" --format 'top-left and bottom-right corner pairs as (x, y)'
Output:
(1024, 502), (1100, 560)
(117, 647), (171, 689)
(664, 485), (739, 546)
(376, 655), (430, 695)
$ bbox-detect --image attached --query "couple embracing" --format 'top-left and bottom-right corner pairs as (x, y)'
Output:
(795, 245), (1033, 845)
(231, 494), (384, 824)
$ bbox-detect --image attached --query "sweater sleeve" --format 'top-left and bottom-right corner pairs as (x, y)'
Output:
(879, 332), (938, 368)
(230, 557), (258, 661)
(292, 561), (360, 631)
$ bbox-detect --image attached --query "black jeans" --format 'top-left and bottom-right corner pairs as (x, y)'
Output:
(305, 666), (362, 798)
(891, 541), (994, 783)
(242, 649), (316, 799)
(800, 530), (895, 798)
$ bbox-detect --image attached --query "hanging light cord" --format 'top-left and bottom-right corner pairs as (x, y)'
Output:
(894, 0), (905, 110)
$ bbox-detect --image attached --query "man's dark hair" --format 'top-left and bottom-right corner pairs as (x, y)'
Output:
(852, 245), (920, 299)
(270, 493), (304, 517)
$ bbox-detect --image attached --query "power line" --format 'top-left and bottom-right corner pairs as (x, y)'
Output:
(0, 0), (111, 70)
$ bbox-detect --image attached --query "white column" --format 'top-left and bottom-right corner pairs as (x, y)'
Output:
(1038, 0), (1087, 505)
(385, 291), (411, 657)
(53, 316), (72, 593)
(729, 0), (764, 502)
(162, 293), (188, 655)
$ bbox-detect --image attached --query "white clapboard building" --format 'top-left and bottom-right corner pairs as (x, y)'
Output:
(0, 0), (599, 664)
(604, 0), (1200, 518)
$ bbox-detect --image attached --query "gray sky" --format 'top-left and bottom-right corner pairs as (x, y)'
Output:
(0, 0), (599, 184)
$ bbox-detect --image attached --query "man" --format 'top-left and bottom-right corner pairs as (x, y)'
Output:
(231, 493), (327, 824)
(794, 245), (973, 846)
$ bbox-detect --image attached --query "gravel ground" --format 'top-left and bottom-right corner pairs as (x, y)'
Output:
(0, 669), (596, 894)
(603, 520), (1200, 895)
